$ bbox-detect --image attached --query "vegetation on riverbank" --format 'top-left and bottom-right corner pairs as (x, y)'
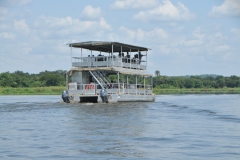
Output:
(153, 87), (240, 94)
(0, 70), (66, 88)
(0, 86), (239, 95)
(0, 86), (66, 95)
(0, 70), (240, 95)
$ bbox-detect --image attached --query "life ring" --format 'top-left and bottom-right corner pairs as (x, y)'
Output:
(86, 84), (94, 90)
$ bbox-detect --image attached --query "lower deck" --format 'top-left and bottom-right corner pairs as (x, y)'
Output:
(68, 83), (153, 95)
(66, 67), (154, 103)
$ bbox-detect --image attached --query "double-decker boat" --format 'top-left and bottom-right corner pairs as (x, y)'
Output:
(62, 41), (155, 103)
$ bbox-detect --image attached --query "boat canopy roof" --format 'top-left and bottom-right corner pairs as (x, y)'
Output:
(67, 41), (150, 53)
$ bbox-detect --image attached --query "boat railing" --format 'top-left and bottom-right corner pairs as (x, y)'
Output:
(68, 82), (152, 95)
(72, 56), (146, 70)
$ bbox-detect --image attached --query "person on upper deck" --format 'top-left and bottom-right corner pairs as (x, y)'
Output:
(126, 52), (130, 58)
(97, 53), (103, 61)
(134, 54), (139, 64)
(126, 52), (130, 63)
(118, 52), (121, 57)
(138, 52), (143, 64)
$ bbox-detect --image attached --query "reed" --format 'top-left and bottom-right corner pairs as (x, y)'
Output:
(0, 86), (66, 95)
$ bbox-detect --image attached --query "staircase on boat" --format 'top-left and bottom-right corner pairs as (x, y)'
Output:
(89, 71), (111, 89)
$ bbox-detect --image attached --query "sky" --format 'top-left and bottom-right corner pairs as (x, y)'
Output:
(0, 0), (240, 76)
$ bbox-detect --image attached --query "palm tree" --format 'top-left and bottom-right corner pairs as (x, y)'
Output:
(155, 70), (160, 77)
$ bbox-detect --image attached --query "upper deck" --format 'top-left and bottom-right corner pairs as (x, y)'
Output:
(68, 41), (150, 71)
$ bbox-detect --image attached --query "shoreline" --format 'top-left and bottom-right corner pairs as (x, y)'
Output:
(153, 88), (240, 94)
(0, 87), (240, 95)
(0, 87), (66, 95)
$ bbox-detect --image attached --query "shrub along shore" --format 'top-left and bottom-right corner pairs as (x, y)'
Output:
(0, 87), (240, 95)
(153, 87), (240, 94)
(0, 87), (66, 95)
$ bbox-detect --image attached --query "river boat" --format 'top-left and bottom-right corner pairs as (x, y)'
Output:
(62, 41), (155, 103)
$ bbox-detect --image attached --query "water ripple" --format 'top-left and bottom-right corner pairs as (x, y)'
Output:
(0, 95), (240, 159)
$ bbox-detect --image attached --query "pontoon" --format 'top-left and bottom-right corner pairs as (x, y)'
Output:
(62, 41), (155, 103)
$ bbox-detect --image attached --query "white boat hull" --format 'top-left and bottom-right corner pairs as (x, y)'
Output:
(68, 92), (155, 103)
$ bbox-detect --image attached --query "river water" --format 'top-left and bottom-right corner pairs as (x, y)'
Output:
(0, 94), (240, 159)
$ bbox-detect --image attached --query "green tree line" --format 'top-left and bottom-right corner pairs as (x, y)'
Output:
(153, 75), (240, 89)
(0, 70), (66, 87)
(0, 70), (240, 89)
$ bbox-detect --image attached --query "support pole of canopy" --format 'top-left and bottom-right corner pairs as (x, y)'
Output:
(151, 76), (153, 90)
(130, 49), (131, 69)
(146, 51), (147, 70)
(144, 76), (145, 95)
(66, 71), (68, 90)
(99, 51), (101, 62)
(112, 44), (114, 66)
(121, 46), (122, 67)
(127, 75), (129, 94)
(81, 48), (82, 62)
(136, 75), (137, 95)
(138, 49), (140, 70)
(71, 44), (72, 67)
(91, 49), (92, 66)
(118, 71), (120, 94)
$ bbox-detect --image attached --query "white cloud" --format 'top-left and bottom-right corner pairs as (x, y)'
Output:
(80, 5), (102, 20)
(0, 32), (15, 39)
(7, 0), (32, 6)
(183, 39), (203, 47)
(34, 15), (111, 39)
(17, 42), (32, 53)
(192, 27), (205, 39)
(158, 45), (170, 54)
(99, 18), (111, 30)
(231, 28), (240, 38)
(36, 16), (73, 29)
(14, 19), (30, 33)
(149, 28), (168, 39)
(119, 26), (168, 43)
(204, 32), (230, 56)
(175, 27), (206, 49)
(133, 0), (195, 21)
(0, 7), (8, 15)
(111, 0), (158, 9)
(0, 24), (12, 31)
(180, 27), (205, 47)
(208, 0), (240, 17)
(0, 7), (8, 21)
(119, 26), (137, 39)
(207, 32), (227, 46)
(214, 45), (230, 52)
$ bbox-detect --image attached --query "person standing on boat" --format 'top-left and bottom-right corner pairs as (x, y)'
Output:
(134, 54), (139, 64)
(110, 80), (114, 88)
(126, 52), (130, 63)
